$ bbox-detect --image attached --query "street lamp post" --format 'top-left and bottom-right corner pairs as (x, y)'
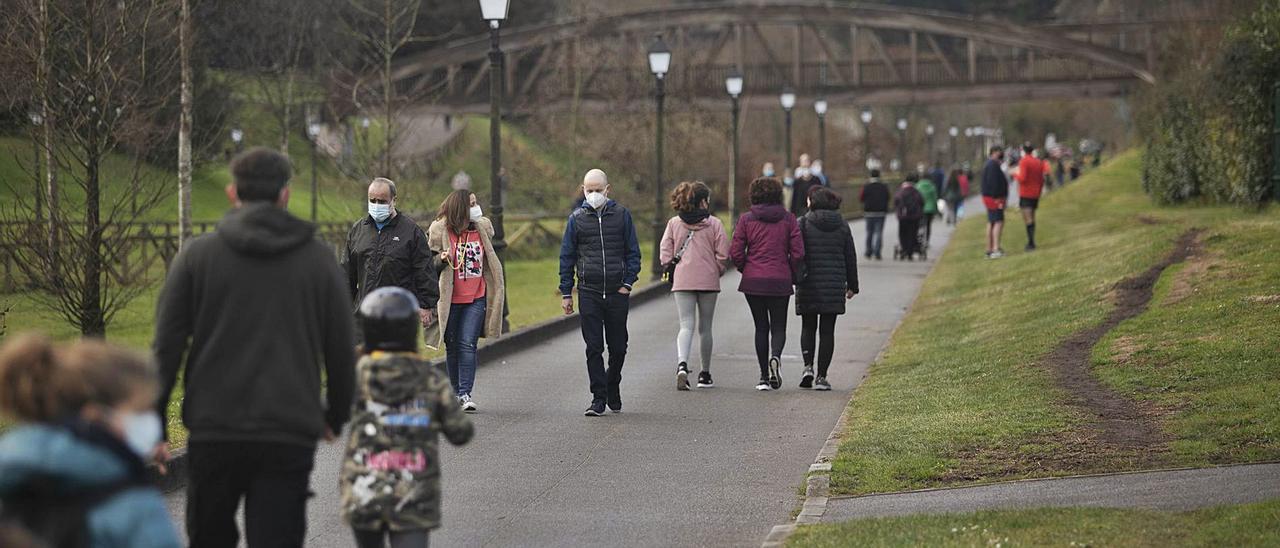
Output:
(896, 117), (908, 176)
(949, 125), (959, 166)
(307, 121), (321, 222)
(814, 99), (828, 163)
(481, 0), (510, 256)
(726, 68), (743, 223)
(230, 127), (244, 153)
(925, 124), (935, 166)
(780, 88), (796, 177)
(860, 107), (874, 173)
(648, 35), (671, 280)
(29, 112), (43, 222)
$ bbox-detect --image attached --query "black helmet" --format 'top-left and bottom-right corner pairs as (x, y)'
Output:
(359, 287), (419, 352)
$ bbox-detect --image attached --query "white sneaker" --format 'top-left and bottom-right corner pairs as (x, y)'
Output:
(755, 380), (772, 391)
(460, 394), (477, 412)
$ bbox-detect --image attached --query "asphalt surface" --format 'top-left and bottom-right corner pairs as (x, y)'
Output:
(822, 463), (1280, 521)
(164, 210), (958, 547)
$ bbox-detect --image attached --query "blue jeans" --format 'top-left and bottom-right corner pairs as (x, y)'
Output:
(865, 216), (885, 258)
(445, 297), (486, 396)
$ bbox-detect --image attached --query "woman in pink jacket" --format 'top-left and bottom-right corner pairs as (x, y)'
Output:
(731, 177), (805, 391)
(661, 181), (730, 391)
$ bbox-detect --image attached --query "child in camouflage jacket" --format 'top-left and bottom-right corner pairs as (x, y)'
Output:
(340, 287), (474, 547)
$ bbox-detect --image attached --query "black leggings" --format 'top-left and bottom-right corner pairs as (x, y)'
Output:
(745, 295), (790, 378)
(801, 313), (839, 377)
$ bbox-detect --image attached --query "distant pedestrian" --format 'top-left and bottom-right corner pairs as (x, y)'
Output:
(762, 162), (776, 178)
(981, 146), (1009, 258)
(660, 181), (729, 390)
(153, 147), (356, 547)
(811, 159), (830, 187)
(928, 162), (946, 191)
(913, 172), (939, 245)
(1015, 144), (1045, 251)
(427, 189), (507, 412)
(795, 187), (858, 391)
(0, 334), (181, 548)
(1069, 159), (1081, 181)
(345, 177), (440, 340)
(858, 169), (889, 260)
(1055, 157), (1066, 187)
(559, 169), (642, 416)
(894, 179), (925, 260)
(731, 177), (805, 391)
(790, 165), (820, 217)
(943, 169), (964, 225)
(341, 288), (474, 548)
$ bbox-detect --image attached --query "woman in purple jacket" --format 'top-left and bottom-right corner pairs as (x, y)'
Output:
(731, 177), (805, 391)
(661, 181), (730, 391)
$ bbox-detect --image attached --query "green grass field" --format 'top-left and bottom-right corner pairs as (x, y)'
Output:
(825, 150), (1280, 497)
(788, 500), (1280, 547)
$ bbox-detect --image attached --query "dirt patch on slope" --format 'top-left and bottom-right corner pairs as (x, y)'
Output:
(1042, 228), (1203, 453)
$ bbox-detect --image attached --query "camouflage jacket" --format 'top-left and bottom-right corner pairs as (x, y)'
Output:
(339, 351), (474, 531)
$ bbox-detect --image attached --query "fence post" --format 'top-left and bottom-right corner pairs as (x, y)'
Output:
(1272, 81), (1279, 201)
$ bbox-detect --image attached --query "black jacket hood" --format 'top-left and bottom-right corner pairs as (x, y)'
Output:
(750, 203), (788, 223)
(805, 209), (845, 232)
(217, 202), (316, 257)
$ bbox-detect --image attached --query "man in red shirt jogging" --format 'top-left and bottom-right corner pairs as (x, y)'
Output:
(1015, 143), (1045, 251)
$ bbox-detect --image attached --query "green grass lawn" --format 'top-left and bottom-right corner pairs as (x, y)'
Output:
(825, 150), (1280, 497)
(788, 500), (1280, 547)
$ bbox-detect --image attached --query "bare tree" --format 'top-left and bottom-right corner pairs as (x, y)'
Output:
(0, 0), (182, 337)
(178, 0), (193, 247)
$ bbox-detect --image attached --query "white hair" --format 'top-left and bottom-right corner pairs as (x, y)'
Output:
(583, 169), (608, 186)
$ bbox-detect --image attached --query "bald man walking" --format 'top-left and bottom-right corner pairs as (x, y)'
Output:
(559, 169), (643, 416)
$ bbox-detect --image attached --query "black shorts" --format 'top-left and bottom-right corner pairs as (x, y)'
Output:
(986, 208), (1004, 223)
(1020, 197), (1039, 210)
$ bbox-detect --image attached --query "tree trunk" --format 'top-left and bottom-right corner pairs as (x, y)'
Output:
(178, 0), (193, 248)
(83, 150), (105, 337)
(38, 0), (58, 261)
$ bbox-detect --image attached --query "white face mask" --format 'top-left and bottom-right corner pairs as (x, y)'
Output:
(368, 202), (392, 223)
(584, 191), (608, 210)
(119, 411), (162, 457)
(469, 205), (483, 221)
(811, 164), (823, 176)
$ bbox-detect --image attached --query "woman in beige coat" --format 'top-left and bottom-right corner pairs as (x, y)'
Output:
(427, 189), (506, 412)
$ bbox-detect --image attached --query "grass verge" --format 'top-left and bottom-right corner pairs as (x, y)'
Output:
(788, 500), (1280, 547)
(826, 150), (1280, 497)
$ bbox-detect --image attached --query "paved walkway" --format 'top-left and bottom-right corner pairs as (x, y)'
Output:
(822, 463), (1280, 522)
(164, 211), (960, 547)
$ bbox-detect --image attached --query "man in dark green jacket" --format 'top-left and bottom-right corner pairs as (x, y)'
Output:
(152, 147), (356, 548)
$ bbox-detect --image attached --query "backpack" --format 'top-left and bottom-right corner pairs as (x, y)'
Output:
(0, 476), (139, 548)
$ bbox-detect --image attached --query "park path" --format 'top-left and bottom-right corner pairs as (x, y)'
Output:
(164, 210), (961, 547)
(821, 463), (1280, 522)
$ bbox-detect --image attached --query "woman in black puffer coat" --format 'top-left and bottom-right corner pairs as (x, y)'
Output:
(794, 187), (859, 391)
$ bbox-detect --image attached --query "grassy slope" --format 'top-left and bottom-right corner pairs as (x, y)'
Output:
(826, 150), (1280, 497)
(788, 500), (1280, 547)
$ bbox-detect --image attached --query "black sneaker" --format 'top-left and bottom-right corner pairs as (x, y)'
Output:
(1026, 243), (1037, 251)
(607, 384), (622, 413)
(584, 401), (606, 416)
(676, 362), (690, 391)
(799, 366), (815, 389)
(696, 371), (714, 388)
(768, 357), (782, 389)
(814, 377), (832, 391)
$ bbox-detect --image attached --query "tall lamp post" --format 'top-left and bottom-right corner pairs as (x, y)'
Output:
(780, 88), (796, 176)
(648, 34), (671, 280)
(814, 98), (828, 163)
(726, 68), (743, 223)
(925, 124), (935, 165)
(896, 117), (908, 175)
(949, 125), (959, 166)
(965, 127), (975, 165)
(306, 121), (321, 222)
(28, 112), (43, 221)
(480, 0), (509, 255)
(860, 107), (874, 172)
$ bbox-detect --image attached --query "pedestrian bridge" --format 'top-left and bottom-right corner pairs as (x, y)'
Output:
(390, 1), (1186, 114)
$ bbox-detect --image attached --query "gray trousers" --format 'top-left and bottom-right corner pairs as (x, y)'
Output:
(674, 291), (718, 372)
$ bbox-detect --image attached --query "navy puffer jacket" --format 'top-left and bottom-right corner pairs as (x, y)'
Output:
(795, 210), (859, 315)
(559, 201), (642, 297)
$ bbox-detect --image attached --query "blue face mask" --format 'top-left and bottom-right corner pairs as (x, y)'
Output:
(368, 202), (392, 223)
(763, 168), (775, 177)
(118, 411), (163, 457)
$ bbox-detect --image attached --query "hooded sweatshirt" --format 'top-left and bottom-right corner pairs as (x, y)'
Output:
(730, 204), (804, 297)
(340, 351), (473, 532)
(153, 202), (356, 448)
(0, 424), (181, 547)
(660, 215), (729, 292)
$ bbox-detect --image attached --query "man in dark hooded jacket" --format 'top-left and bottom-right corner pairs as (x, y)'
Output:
(153, 147), (355, 548)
